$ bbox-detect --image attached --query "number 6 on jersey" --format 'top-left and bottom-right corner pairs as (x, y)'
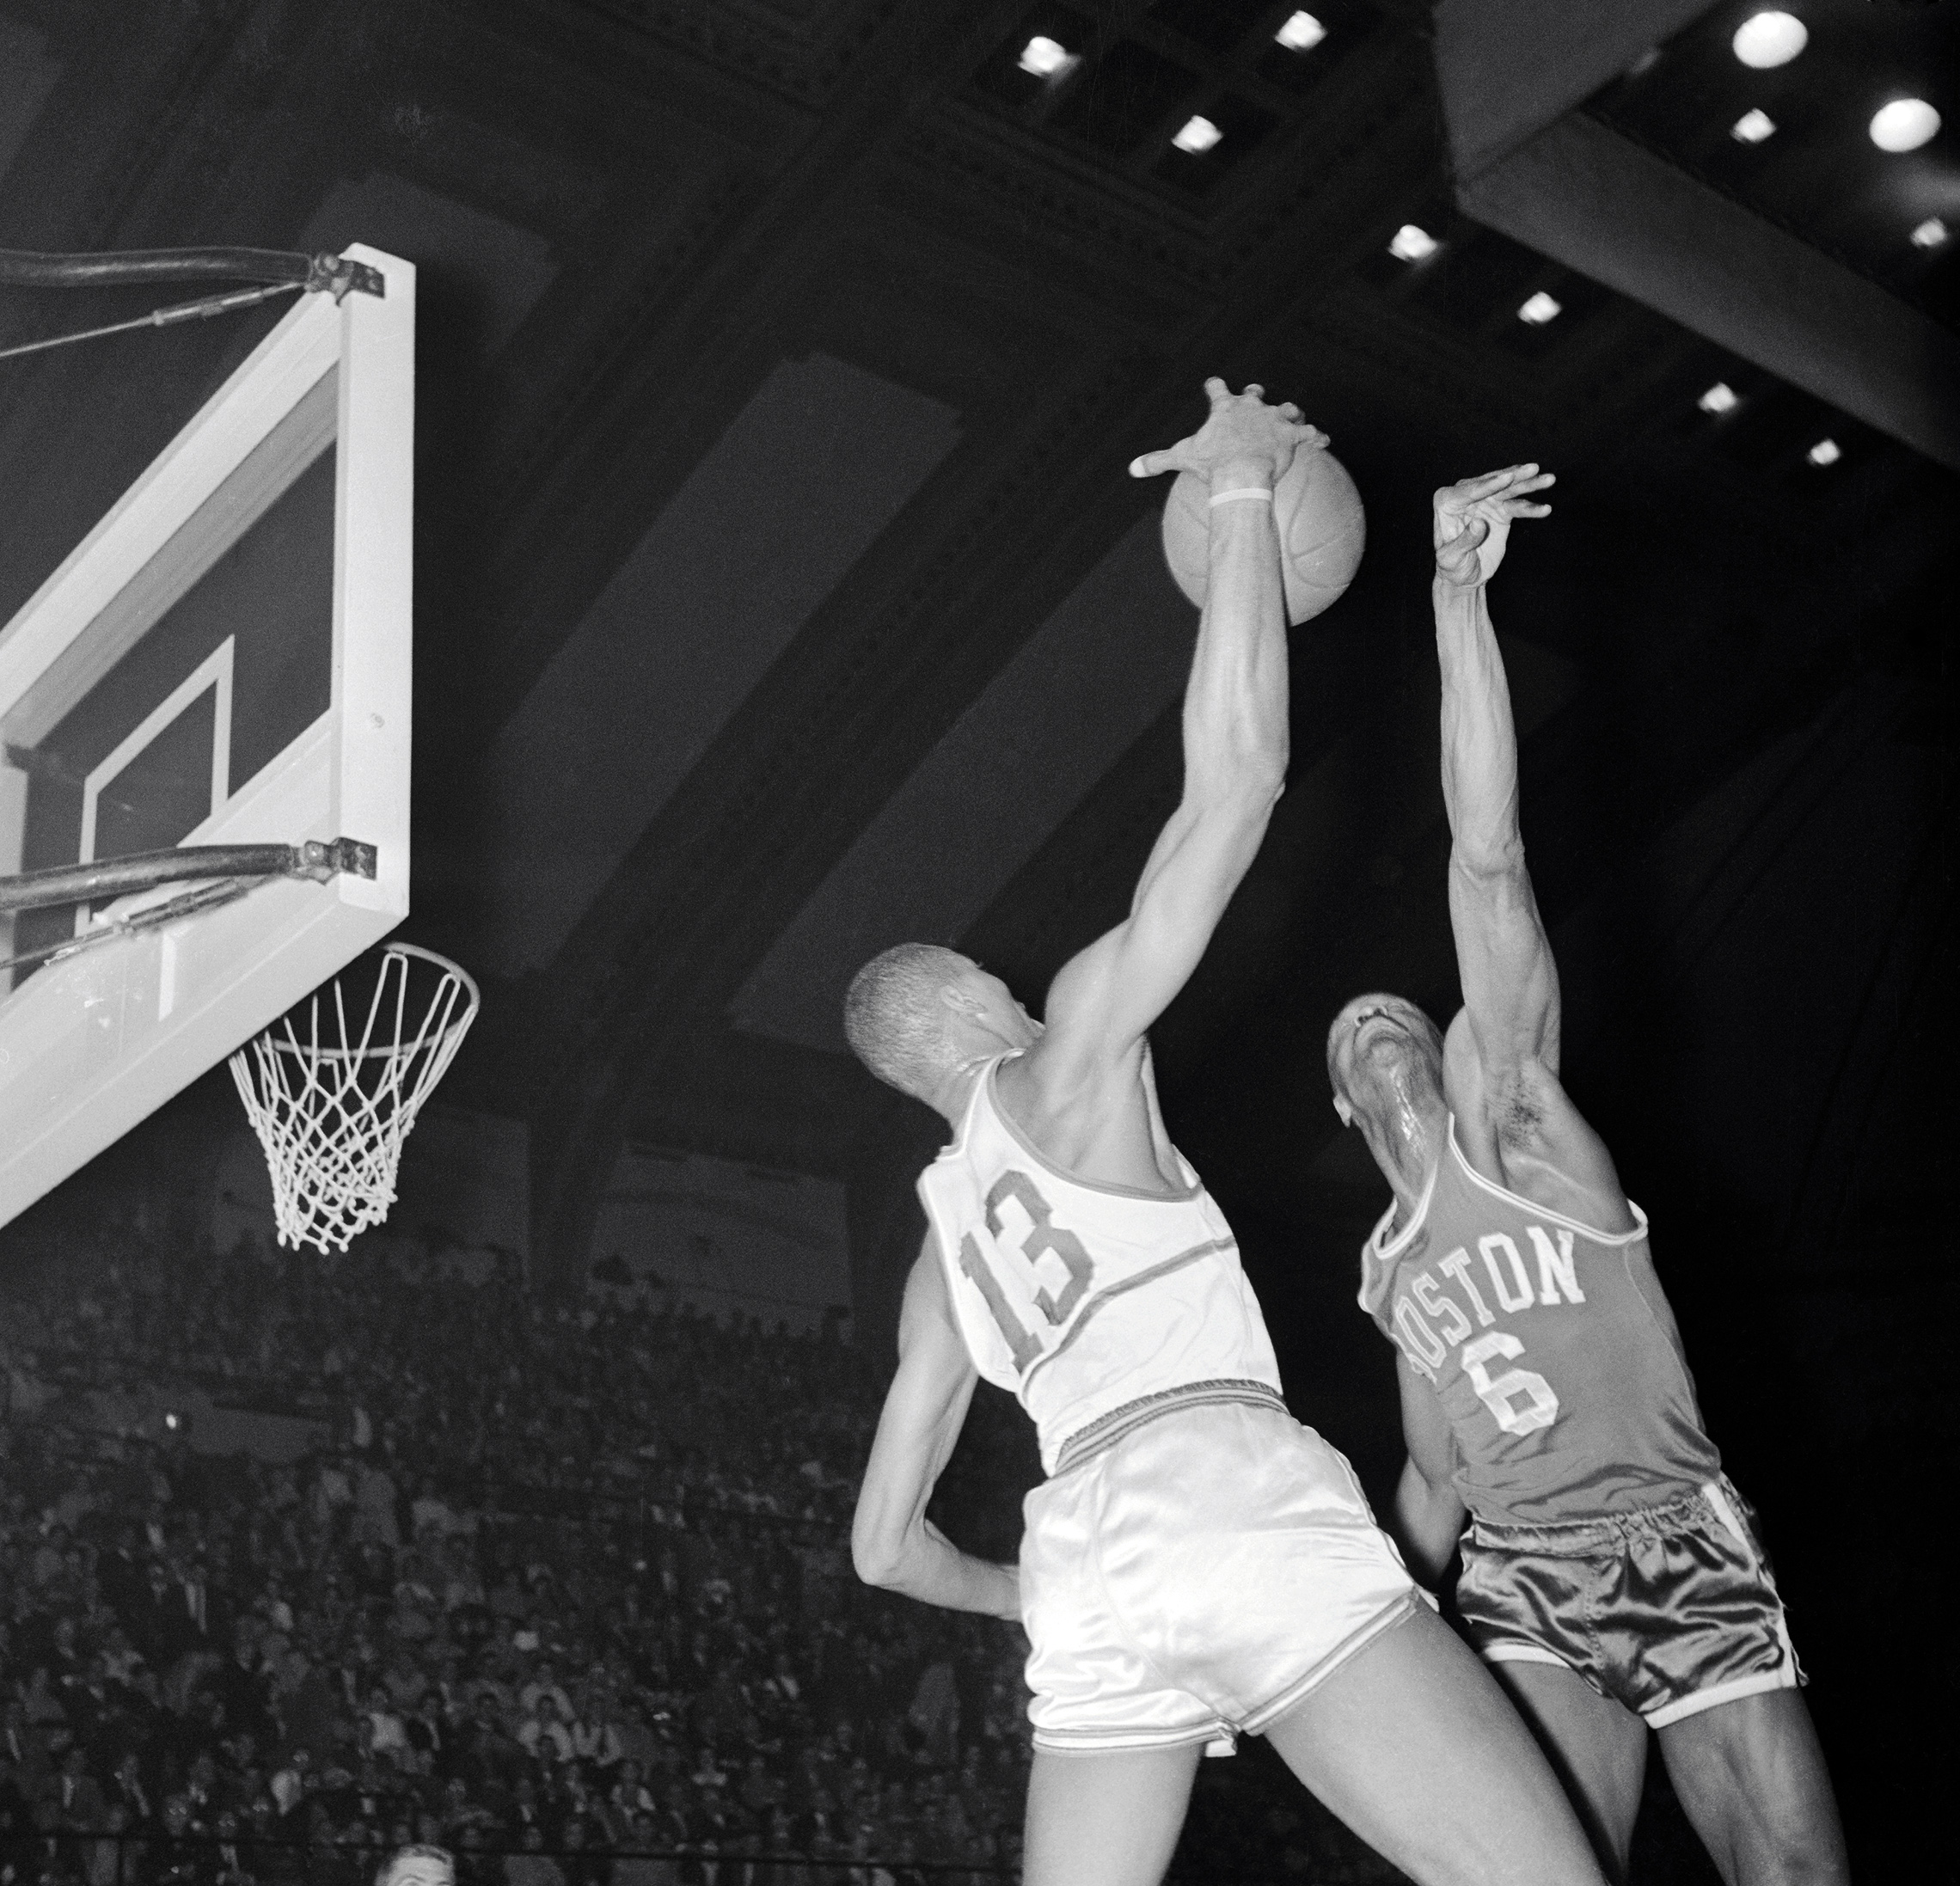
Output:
(1461, 1330), (1559, 1436)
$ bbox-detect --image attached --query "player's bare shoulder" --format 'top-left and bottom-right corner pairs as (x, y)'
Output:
(993, 952), (1177, 1195)
(997, 1014), (1163, 1190)
(1443, 1008), (1637, 1233)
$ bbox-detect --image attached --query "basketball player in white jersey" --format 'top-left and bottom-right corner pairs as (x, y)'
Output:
(844, 382), (1607, 1886)
(1328, 467), (1848, 1884)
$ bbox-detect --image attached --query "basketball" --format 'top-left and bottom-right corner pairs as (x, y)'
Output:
(1160, 446), (1366, 625)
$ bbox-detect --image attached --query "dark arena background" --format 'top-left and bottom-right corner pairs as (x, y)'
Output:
(0, 1), (1950, 1882)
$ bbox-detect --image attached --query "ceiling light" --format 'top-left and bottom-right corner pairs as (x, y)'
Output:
(1389, 224), (1438, 261)
(1731, 11), (1807, 70)
(1911, 217), (1950, 250)
(1173, 115), (1222, 154)
(1731, 109), (1776, 144)
(1517, 291), (1563, 325)
(1018, 35), (1076, 78)
(1869, 99), (1939, 153)
(1698, 382), (1739, 414)
(1275, 11), (1327, 52)
(1805, 438), (1841, 467)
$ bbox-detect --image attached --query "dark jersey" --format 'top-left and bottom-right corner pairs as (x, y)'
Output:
(1359, 1117), (1721, 1524)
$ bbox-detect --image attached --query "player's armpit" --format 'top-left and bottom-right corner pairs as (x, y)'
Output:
(1442, 995), (1560, 1160)
(851, 1242), (1014, 1619)
(1444, 1009), (1634, 1223)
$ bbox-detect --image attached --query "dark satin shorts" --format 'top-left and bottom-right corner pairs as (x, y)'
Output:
(1455, 1477), (1804, 1727)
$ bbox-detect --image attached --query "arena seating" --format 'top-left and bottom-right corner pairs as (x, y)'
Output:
(0, 1212), (1397, 1885)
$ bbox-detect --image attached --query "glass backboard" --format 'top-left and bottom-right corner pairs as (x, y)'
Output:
(0, 242), (413, 1229)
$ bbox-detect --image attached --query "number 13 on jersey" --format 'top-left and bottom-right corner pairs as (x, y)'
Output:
(955, 1170), (1094, 1374)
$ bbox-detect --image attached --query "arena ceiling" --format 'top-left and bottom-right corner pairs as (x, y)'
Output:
(0, 0), (1951, 1316)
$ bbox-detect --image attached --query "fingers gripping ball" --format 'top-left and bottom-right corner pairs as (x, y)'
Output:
(1160, 449), (1366, 626)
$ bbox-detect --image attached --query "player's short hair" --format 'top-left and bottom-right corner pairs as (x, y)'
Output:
(377, 1845), (453, 1886)
(844, 943), (967, 1097)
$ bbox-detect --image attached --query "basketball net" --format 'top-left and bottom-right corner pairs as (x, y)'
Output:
(230, 942), (480, 1253)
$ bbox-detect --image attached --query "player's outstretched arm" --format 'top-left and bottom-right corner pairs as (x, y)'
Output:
(1390, 1354), (1467, 1586)
(1038, 381), (1324, 1074)
(1431, 466), (1562, 1119)
(852, 1240), (1019, 1620)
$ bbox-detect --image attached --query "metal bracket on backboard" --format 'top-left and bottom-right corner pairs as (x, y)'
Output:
(306, 254), (385, 302)
(290, 836), (378, 882)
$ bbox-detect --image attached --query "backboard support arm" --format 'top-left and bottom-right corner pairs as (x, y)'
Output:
(0, 837), (377, 915)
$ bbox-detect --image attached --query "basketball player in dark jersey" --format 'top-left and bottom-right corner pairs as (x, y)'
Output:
(1326, 467), (1848, 1885)
(846, 384), (1608, 1886)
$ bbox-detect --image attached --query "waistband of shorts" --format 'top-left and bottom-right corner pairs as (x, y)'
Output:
(1466, 1478), (1743, 1556)
(1050, 1378), (1289, 1478)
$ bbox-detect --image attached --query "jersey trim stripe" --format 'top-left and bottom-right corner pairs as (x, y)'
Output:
(987, 1058), (1203, 1204)
(1359, 1155), (1440, 1312)
(1643, 1669), (1800, 1728)
(1443, 1116), (1648, 1247)
(1023, 1237), (1237, 1388)
(1050, 1377), (1287, 1476)
(1480, 1644), (1571, 1669)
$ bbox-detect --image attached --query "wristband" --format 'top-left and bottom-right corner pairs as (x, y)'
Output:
(1208, 486), (1274, 507)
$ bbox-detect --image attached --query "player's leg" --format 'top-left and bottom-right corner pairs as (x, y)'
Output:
(1655, 1690), (1848, 1886)
(1262, 1605), (1608, 1886)
(1491, 1660), (1649, 1884)
(1021, 1742), (1204, 1886)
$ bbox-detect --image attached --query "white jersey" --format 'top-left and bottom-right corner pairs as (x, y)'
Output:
(916, 1055), (1281, 1474)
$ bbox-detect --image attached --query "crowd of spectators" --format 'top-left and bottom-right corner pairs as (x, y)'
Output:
(0, 1204), (1398, 1886)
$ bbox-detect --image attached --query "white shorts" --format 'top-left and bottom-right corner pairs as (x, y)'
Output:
(1020, 1388), (1427, 1755)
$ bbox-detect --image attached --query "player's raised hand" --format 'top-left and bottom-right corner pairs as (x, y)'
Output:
(1433, 463), (1555, 588)
(1128, 377), (1328, 487)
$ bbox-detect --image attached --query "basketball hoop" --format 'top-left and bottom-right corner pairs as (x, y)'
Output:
(230, 942), (481, 1253)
